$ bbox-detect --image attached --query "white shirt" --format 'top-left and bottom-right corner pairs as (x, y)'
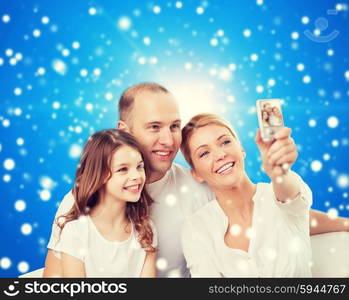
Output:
(53, 216), (157, 277)
(48, 163), (214, 277)
(181, 174), (313, 277)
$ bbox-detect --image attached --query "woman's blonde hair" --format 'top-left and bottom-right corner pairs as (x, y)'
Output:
(181, 113), (239, 168)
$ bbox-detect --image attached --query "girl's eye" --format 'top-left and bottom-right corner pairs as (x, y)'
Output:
(137, 163), (145, 169)
(117, 167), (127, 172)
(199, 151), (209, 158)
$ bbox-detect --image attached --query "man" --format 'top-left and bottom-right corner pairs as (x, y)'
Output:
(44, 82), (349, 277)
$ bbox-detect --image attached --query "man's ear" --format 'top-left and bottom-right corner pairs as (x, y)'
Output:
(117, 120), (131, 133)
(190, 168), (205, 183)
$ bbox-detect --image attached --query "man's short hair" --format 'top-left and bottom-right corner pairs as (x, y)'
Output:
(118, 82), (169, 125)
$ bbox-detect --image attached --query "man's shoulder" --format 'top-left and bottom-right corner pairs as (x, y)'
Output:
(184, 200), (217, 228)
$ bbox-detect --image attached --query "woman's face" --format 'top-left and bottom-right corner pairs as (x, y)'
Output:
(272, 107), (281, 117)
(188, 124), (246, 190)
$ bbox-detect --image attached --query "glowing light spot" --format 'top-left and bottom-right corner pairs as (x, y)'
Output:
(2, 14), (10, 23)
(52, 101), (60, 109)
(230, 224), (241, 236)
(15, 200), (26, 212)
(311, 160), (322, 172)
(165, 194), (177, 206)
(250, 53), (258, 61)
(80, 69), (88, 77)
(39, 189), (51, 201)
(175, 2), (183, 9)
(14, 88), (22, 96)
(302, 16), (309, 24)
(196, 7), (204, 14)
(3, 119), (10, 127)
(243, 29), (251, 37)
(33, 29), (41, 38)
(5, 48), (13, 56)
(118, 16), (131, 31)
(42, 16), (49, 24)
(327, 49), (334, 56)
(323, 153), (330, 161)
(40, 176), (55, 190)
(143, 37), (151, 46)
(256, 85), (264, 93)
(337, 174), (349, 189)
(156, 258), (168, 270)
(327, 116), (339, 128)
(327, 208), (338, 219)
(21, 223), (32, 235)
(18, 261), (29, 273)
(268, 78), (276, 87)
(303, 75), (311, 84)
(105, 92), (113, 101)
(297, 63), (304, 71)
(0, 257), (11, 269)
(16, 138), (24, 146)
(210, 38), (218, 46)
(153, 6), (161, 14)
(138, 57), (146, 65)
(88, 7), (97, 15)
(52, 59), (67, 75)
(4, 158), (15, 170)
(69, 144), (82, 158)
(62, 49), (70, 57)
(184, 62), (192, 70)
(308, 119), (316, 127)
(332, 140), (339, 147)
(72, 41), (80, 49)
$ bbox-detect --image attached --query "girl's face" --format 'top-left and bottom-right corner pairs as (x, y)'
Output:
(188, 124), (246, 191)
(262, 111), (269, 120)
(103, 145), (146, 203)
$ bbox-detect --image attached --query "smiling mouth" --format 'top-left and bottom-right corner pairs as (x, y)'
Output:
(124, 184), (142, 193)
(215, 162), (235, 174)
(152, 151), (173, 160)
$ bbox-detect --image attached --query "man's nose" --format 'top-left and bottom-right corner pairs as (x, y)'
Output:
(158, 128), (174, 147)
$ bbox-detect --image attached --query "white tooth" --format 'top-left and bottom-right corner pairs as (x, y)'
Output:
(126, 185), (139, 190)
(156, 151), (170, 156)
(217, 162), (234, 174)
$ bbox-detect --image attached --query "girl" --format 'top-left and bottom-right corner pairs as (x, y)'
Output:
(180, 113), (312, 277)
(53, 129), (157, 277)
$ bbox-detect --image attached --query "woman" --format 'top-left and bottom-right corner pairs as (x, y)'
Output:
(53, 129), (157, 277)
(180, 113), (312, 277)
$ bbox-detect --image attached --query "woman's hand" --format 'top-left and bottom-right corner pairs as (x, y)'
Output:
(255, 127), (298, 180)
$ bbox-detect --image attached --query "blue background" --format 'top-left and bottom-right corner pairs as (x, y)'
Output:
(0, 0), (348, 277)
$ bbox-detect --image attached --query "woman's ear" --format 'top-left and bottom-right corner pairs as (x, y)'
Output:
(241, 148), (246, 159)
(117, 120), (131, 133)
(190, 168), (205, 183)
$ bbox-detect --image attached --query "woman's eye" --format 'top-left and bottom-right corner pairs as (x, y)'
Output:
(199, 151), (209, 158)
(222, 140), (231, 146)
(117, 167), (127, 172)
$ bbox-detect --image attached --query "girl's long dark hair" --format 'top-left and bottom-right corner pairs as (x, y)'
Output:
(56, 129), (155, 252)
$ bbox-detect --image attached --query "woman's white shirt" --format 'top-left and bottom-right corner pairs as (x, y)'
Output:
(54, 216), (157, 277)
(181, 173), (313, 277)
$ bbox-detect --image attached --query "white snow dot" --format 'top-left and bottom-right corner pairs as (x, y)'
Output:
(105, 92), (113, 101)
(308, 119), (316, 127)
(344, 70), (349, 81)
(18, 261), (29, 273)
(243, 29), (251, 37)
(39, 189), (51, 201)
(327, 49), (334, 56)
(196, 7), (204, 14)
(149, 56), (158, 64)
(153, 6), (161, 14)
(21, 223), (32, 235)
(85, 103), (93, 111)
(80, 69), (88, 77)
(323, 153), (330, 161)
(143, 37), (151, 46)
(327, 116), (339, 128)
(230, 224), (241, 236)
(4, 158), (15, 170)
(332, 139), (339, 147)
(40, 176), (55, 190)
(311, 160), (322, 172)
(227, 95), (235, 103)
(93, 68), (101, 76)
(291, 31), (299, 40)
(62, 49), (70, 57)
(3, 119), (10, 127)
(256, 0), (264, 5)
(302, 16), (309, 24)
(297, 63), (304, 71)
(118, 16), (131, 31)
(3, 174), (11, 182)
(14, 87), (22, 96)
(15, 53), (22, 60)
(138, 57), (146, 65)
(256, 85), (264, 93)
(337, 174), (349, 189)
(219, 68), (232, 81)
(41, 16), (50, 24)
(184, 62), (192, 70)
(2, 14), (10, 23)
(52, 59), (67, 75)
(69, 144), (82, 158)
(52, 101), (60, 109)
(210, 38), (218, 46)
(16, 138), (24, 146)
(165, 194), (177, 206)
(33, 29), (41, 37)
(72, 41), (80, 49)
(156, 258), (168, 270)
(0, 57), (3, 65)
(15, 200), (26, 212)
(0, 257), (12, 269)
(303, 75), (311, 84)
(229, 63), (236, 71)
(268, 78), (276, 87)
(175, 1), (183, 9)
(89, 7), (97, 15)
(250, 53), (258, 61)
(327, 208), (338, 219)
(5, 48), (13, 56)
(37, 67), (45, 75)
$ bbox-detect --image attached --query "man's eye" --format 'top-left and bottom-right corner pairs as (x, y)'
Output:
(150, 125), (159, 130)
(199, 151), (209, 158)
(117, 167), (127, 172)
(170, 124), (180, 130)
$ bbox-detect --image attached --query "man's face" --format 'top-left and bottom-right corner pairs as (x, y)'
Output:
(127, 91), (182, 182)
